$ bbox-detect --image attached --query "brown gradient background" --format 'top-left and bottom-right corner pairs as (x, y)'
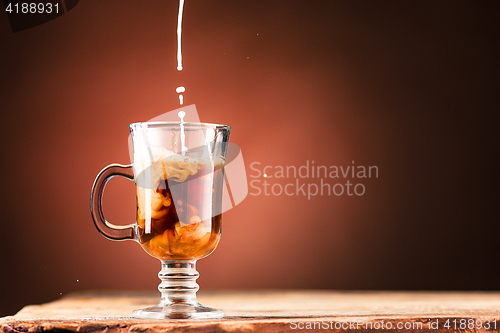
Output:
(0, 1), (499, 317)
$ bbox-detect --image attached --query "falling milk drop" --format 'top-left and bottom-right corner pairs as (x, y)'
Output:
(176, 86), (185, 105)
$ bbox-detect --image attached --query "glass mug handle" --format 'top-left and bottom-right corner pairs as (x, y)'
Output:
(90, 164), (136, 241)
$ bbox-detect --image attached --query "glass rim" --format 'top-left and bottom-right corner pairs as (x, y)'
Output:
(129, 121), (231, 131)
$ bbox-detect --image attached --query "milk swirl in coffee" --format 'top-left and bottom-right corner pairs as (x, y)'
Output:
(135, 147), (225, 260)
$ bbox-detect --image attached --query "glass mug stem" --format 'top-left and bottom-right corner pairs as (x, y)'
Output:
(159, 261), (199, 304)
(133, 260), (224, 319)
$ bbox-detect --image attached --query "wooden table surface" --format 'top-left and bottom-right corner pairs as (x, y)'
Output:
(2, 290), (500, 332)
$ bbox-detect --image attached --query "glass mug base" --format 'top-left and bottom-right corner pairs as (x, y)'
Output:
(133, 304), (224, 320)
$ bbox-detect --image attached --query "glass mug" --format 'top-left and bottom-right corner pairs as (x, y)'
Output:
(90, 122), (230, 319)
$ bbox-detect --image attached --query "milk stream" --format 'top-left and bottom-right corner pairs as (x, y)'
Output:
(177, 0), (184, 71)
(176, 1), (187, 151)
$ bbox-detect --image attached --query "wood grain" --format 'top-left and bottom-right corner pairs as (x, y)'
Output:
(2, 290), (500, 332)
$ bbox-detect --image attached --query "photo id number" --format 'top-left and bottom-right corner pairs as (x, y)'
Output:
(6, 3), (59, 14)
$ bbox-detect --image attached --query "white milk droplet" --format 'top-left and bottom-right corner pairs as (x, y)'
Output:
(176, 86), (186, 104)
